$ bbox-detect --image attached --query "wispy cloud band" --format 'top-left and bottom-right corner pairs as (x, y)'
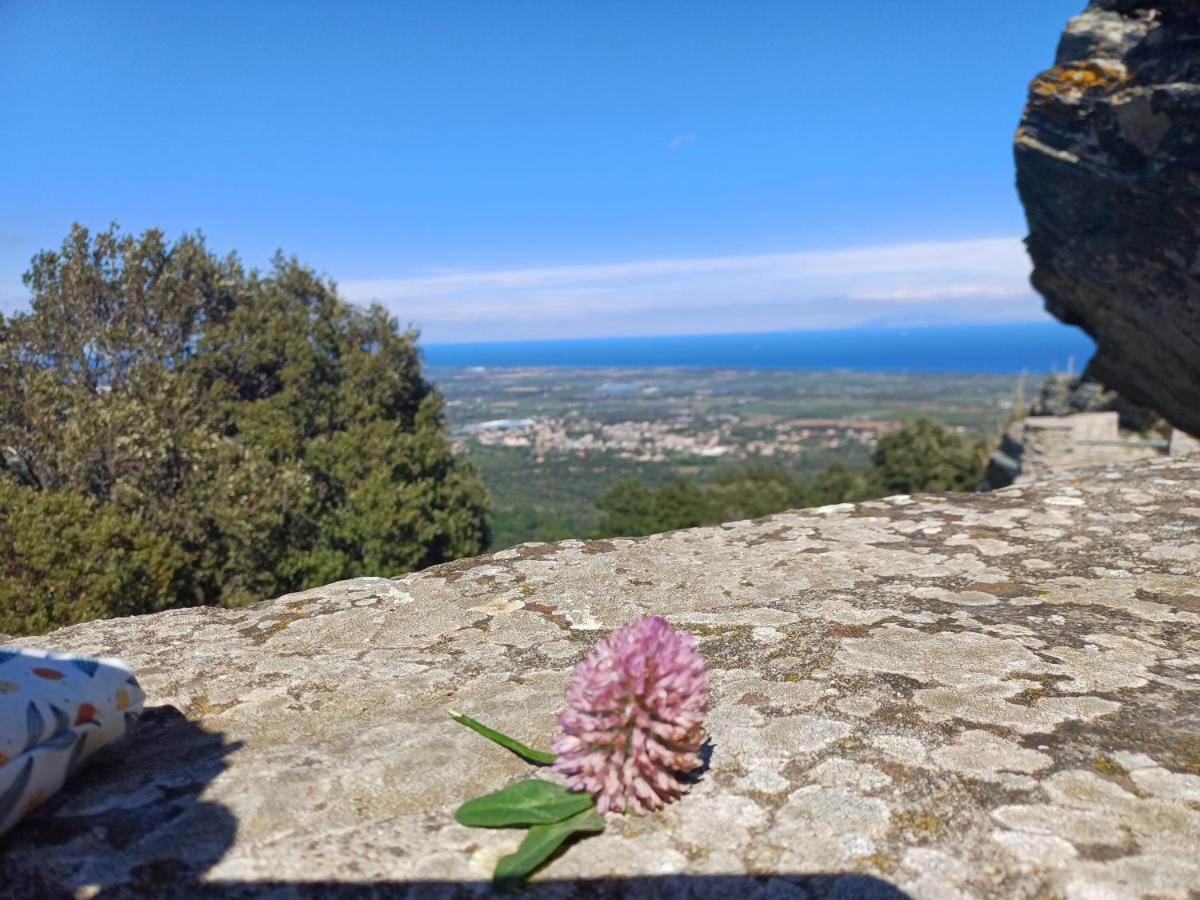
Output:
(341, 237), (1040, 342)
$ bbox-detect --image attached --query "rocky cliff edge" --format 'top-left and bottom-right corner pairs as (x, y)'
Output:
(1016, 1), (1200, 436)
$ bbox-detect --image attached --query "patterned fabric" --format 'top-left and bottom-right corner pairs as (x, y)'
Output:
(0, 647), (145, 837)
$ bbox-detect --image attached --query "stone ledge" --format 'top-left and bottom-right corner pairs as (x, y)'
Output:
(2, 455), (1199, 898)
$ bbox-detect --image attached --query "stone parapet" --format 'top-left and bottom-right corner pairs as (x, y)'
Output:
(2, 456), (1198, 897)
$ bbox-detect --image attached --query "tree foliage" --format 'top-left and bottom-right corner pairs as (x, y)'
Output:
(594, 479), (715, 536)
(592, 462), (882, 539)
(0, 224), (489, 634)
(871, 417), (986, 494)
(592, 419), (986, 539)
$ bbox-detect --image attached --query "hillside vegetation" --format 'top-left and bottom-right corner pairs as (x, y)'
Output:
(0, 225), (489, 634)
(593, 419), (987, 538)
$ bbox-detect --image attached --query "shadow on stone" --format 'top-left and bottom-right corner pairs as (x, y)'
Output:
(140, 874), (912, 899)
(680, 738), (715, 786)
(1, 712), (910, 900)
(0, 705), (241, 898)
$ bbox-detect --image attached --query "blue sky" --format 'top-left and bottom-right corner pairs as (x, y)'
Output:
(0, 1), (1083, 341)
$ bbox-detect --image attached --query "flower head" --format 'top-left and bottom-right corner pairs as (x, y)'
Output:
(551, 615), (708, 814)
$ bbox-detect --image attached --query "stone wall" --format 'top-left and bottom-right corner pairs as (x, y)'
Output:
(2, 455), (1198, 898)
(983, 411), (1165, 489)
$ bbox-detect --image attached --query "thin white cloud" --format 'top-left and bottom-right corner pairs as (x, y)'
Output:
(341, 237), (1040, 342)
(844, 283), (1029, 301)
(666, 132), (698, 150)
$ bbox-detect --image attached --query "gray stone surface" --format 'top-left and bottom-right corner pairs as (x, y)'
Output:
(982, 411), (1163, 490)
(2, 455), (1200, 898)
(1028, 374), (1160, 433)
(1015, 1), (1200, 437)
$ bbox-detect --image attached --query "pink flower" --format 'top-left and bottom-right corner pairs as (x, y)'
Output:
(551, 615), (708, 814)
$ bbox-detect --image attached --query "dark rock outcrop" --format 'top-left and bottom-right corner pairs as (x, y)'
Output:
(1016, 1), (1200, 437)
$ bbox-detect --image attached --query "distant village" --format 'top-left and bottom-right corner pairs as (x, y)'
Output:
(454, 415), (904, 463)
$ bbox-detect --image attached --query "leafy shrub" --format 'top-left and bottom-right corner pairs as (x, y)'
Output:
(0, 224), (489, 634)
(592, 462), (882, 539)
(871, 417), (986, 494)
(590, 419), (986, 539)
(594, 479), (715, 537)
(0, 480), (185, 634)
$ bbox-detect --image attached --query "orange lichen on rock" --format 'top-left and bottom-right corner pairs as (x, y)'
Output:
(1031, 61), (1127, 98)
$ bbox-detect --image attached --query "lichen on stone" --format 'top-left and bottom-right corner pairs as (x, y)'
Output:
(1, 456), (1198, 897)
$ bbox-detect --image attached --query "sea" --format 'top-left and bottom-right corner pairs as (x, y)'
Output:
(421, 322), (1094, 374)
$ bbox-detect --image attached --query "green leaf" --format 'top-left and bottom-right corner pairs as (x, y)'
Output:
(455, 778), (594, 827)
(448, 709), (556, 765)
(493, 805), (605, 890)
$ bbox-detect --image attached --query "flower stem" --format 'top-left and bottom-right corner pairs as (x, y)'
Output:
(448, 709), (557, 765)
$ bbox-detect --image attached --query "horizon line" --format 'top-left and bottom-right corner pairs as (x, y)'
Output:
(341, 235), (1042, 342)
(418, 318), (1076, 348)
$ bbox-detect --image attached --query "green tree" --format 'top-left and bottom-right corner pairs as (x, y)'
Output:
(592, 462), (888, 538)
(705, 466), (812, 521)
(806, 460), (883, 506)
(0, 224), (489, 634)
(590, 421), (986, 539)
(593, 479), (715, 537)
(871, 418), (985, 494)
(0, 479), (186, 635)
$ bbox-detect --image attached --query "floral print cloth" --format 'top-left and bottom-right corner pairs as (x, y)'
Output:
(0, 647), (145, 837)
